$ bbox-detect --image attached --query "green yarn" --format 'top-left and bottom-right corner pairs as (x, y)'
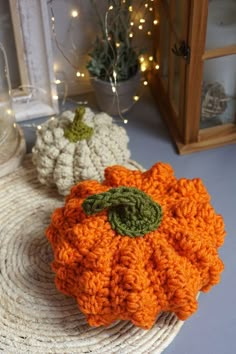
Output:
(82, 187), (163, 237)
(64, 106), (94, 143)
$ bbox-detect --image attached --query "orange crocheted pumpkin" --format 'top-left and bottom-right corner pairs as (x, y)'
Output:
(46, 162), (226, 329)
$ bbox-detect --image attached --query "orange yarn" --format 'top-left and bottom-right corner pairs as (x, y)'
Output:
(46, 162), (226, 329)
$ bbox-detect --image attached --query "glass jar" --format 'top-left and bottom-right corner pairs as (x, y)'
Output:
(0, 42), (19, 165)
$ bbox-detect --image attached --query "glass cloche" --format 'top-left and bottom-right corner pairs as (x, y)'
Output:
(0, 42), (25, 176)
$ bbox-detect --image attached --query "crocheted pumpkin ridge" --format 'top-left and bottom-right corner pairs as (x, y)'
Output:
(46, 162), (226, 329)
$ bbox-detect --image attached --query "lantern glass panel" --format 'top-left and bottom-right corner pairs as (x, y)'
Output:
(205, 0), (236, 50)
(200, 54), (236, 129)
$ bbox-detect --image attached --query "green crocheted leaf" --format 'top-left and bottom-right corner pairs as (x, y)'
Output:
(82, 186), (163, 237)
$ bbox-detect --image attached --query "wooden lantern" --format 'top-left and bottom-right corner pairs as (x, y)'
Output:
(149, 0), (236, 154)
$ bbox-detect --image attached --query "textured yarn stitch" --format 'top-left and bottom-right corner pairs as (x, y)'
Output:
(32, 107), (130, 195)
(46, 162), (226, 329)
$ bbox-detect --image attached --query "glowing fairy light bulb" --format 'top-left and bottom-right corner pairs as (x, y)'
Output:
(143, 81), (148, 86)
(147, 31), (152, 36)
(109, 5), (113, 10)
(138, 25), (143, 30)
(55, 79), (61, 84)
(51, 16), (55, 22)
(145, 3), (148, 8)
(140, 19), (145, 23)
(53, 95), (58, 100)
(112, 86), (116, 93)
(124, 119), (128, 124)
(128, 6), (133, 11)
(76, 71), (81, 77)
(81, 73), (85, 77)
(153, 19), (159, 25)
(141, 63), (147, 72)
(129, 33), (133, 38)
(133, 95), (139, 101)
(116, 42), (121, 47)
(71, 10), (78, 18)
(113, 71), (117, 80)
(155, 64), (160, 70)
(149, 7), (153, 11)
(53, 63), (58, 71)
(139, 56), (145, 63)
(130, 21), (134, 26)
(149, 56), (154, 61)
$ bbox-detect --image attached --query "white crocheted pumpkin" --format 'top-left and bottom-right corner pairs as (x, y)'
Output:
(32, 107), (130, 195)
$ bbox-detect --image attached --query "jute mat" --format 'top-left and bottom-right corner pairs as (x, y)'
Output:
(0, 155), (184, 354)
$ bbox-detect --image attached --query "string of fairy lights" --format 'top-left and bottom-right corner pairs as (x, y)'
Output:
(48, 0), (160, 121)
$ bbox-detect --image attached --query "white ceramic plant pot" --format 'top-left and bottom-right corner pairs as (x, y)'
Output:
(91, 71), (140, 116)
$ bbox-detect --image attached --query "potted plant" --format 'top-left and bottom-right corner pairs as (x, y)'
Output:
(87, 0), (140, 116)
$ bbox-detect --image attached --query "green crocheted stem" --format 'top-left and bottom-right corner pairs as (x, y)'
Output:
(64, 106), (94, 143)
(82, 187), (163, 237)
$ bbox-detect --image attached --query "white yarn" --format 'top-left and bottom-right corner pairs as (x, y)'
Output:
(32, 108), (131, 195)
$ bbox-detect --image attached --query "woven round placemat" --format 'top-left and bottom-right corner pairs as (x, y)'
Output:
(0, 155), (184, 354)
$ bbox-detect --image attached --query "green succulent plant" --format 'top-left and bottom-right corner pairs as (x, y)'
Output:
(87, 0), (140, 82)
